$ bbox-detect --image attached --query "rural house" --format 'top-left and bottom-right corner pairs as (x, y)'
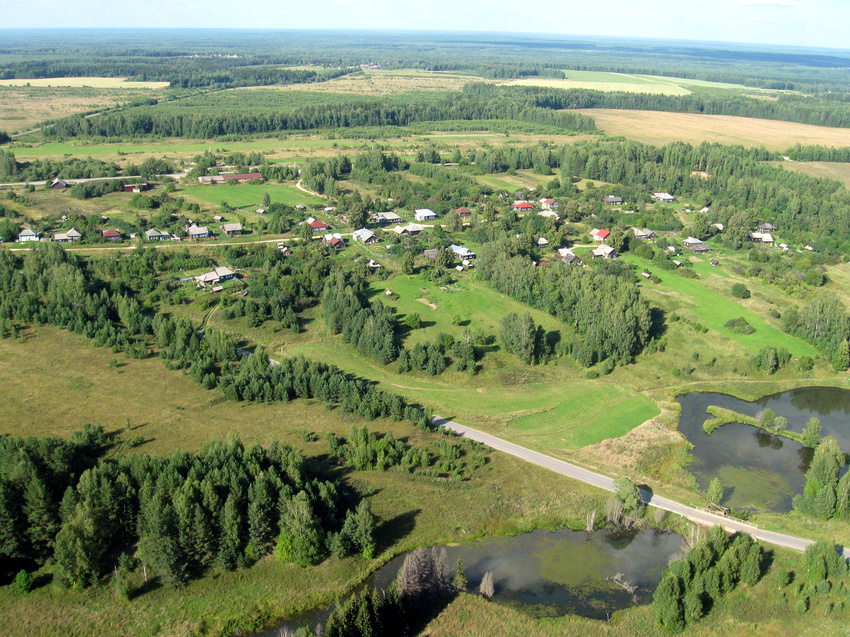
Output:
(512, 201), (533, 212)
(369, 211), (402, 224)
(195, 266), (235, 287)
(53, 227), (82, 242)
(309, 219), (329, 233)
(17, 228), (39, 242)
(537, 237), (549, 247)
(602, 195), (624, 206)
(590, 244), (618, 259)
(392, 223), (423, 237)
(353, 228), (380, 244)
(757, 223), (777, 233)
(751, 231), (774, 245)
(540, 198), (559, 210)
(198, 172), (263, 185)
(683, 236), (711, 253)
(221, 223), (243, 236)
(102, 229), (122, 241)
(145, 229), (170, 241)
(454, 206), (473, 218)
(632, 228), (657, 240)
(449, 244), (476, 259)
(50, 178), (72, 189)
(323, 233), (345, 249)
(414, 208), (437, 222)
(187, 224), (211, 240)
(556, 248), (583, 265)
(591, 228), (611, 242)
(651, 192), (675, 203)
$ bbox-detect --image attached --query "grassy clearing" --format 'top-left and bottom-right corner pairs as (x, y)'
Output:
(0, 77), (170, 89)
(501, 71), (753, 96)
(771, 160), (850, 188)
(180, 183), (326, 208)
(256, 69), (476, 95)
(620, 254), (816, 357)
(578, 109), (850, 150)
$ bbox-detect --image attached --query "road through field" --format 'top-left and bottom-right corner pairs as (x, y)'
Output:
(434, 415), (833, 555)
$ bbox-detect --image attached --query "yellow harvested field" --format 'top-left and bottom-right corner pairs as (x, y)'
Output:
(577, 109), (850, 150)
(503, 78), (691, 95)
(264, 69), (477, 94)
(0, 77), (170, 89)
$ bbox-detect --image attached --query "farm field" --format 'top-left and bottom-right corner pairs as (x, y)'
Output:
(0, 77), (170, 89)
(0, 85), (166, 133)
(181, 183), (327, 208)
(501, 70), (751, 95)
(577, 109), (850, 150)
(621, 254), (817, 357)
(263, 68), (476, 94)
(771, 160), (850, 188)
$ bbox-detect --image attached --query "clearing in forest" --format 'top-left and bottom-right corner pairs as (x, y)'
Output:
(501, 71), (751, 95)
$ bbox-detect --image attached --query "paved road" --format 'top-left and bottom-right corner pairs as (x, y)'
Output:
(434, 415), (822, 554)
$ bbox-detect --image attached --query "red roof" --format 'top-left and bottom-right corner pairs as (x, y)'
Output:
(309, 220), (329, 229)
(595, 229), (611, 239)
(542, 198), (555, 204)
(513, 202), (533, 210)
(226, 172), (263, 181)
(455, 206), (472, 214)
(102, 229), (121, 238)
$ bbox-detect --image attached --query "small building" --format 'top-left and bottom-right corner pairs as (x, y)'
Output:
(805, 245), (814, 252)
(53, 227), (82, 243)
(449, 244), (476, 260)
(590, 244), (618, 259)
(632, 228), (657, 240)
(537, 237), (549, 248)
(188, 224), (210, 240)
(512, 201), (533, 212)
(641, 272), (651, 279)
(17, 228), (39, 242)
(392, 223), (423, 237)
(366, 259), (382, 271)
(751, 231), (774, 245)
(540, 198), (559, 210)
(195, 266), (235, 287)
(556, 247), (583, 265)
(221, 223), (243, 236)
(454, 206), (473, 218)
(277, 243), (292, 256)
(50, 178), (72, 189)
(757, 223), (777, 233)
(123, 181), (148, 193)
(414, 208), (437, 222)
(309, 219), (329, 233)
(672, 259), (683, 268)
(538, 209), (560, 220)
(711, 223), (724, 231)
(213, 215), (225, 223)
(710, 259), (720, 267)
(198, 172), (263, 185)
(683, 237), (711, 253)
(323, 233), (345, 249)
(102, 228), (122, 241)
(602, 195), (624, 206)
(145, 229), (169, 241)
(369, 211), (402, 224)
(652, 193), (675, 203)
(353, 228), (380, 244)
(590, 228), (611, 243)
(700, 207), (711, 214)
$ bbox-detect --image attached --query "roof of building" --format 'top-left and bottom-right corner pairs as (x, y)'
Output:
(455, 206), (473, 214)
(102, 229), (121, 238)
(222, 223), (243, 233)
(309, 219), (329, 229)
(592, 228), (611, 239)
(353, 228), (377, 242)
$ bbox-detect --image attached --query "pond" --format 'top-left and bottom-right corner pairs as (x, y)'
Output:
(677, 386), (850, 513)
(255, 526), (684, 635)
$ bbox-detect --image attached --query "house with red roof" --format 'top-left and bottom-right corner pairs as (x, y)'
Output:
(591, 228), (611, 242)
(540, 198), (559, 210)
(102, 228), (122, 241)
(455, 206), (473, 218)
(309, 219), (329, 233)
(512, 201), (533, 212)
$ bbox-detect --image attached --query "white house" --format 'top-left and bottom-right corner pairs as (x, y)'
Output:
(651, 193), (675, 203)
(414, 208), (437, 222)
(17, 228), (39, 242)
(353, 228), (379, 244)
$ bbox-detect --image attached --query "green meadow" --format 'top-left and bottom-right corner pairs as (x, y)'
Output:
(181, 183), (327, 208)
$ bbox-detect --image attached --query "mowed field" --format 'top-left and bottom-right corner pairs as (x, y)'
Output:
(501, 71), (750, 95)
(181, 183), (326, 208)
(0, 77), (170, 89)
(261, 68), (477, 95)
(771, 160), (850, 188)
(577, 109), (850, 151)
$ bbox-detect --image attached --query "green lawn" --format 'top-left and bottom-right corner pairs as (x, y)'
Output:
(181, 183), (326, 208)
(622, 254), (817, 357)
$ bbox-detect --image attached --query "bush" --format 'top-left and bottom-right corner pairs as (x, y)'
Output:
(731, 283), (751, 299)
(724, 317), (755, 335)
(14, 570), (33, 594)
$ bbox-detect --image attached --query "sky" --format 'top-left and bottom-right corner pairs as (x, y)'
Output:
(1, 0), (848, 51)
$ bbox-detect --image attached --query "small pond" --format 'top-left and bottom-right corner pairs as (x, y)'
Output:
(677, 386), (850, 513)
(256, 526), (684, 635)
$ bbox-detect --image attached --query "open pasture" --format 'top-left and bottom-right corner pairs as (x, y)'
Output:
(501, 71), (750, 95)
(577, 109), (850, 150)
(260, 68), (478, 95)
(0, 77), (170, 89)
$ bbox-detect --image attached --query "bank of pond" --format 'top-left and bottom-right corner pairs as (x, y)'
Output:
(257, 526), (684, 636)
(677, 386), (850, 513)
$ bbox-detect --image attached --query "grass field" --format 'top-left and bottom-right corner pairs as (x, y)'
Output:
(180, 183), (327, 208)
(621, 255), (817, 357)
(257, 68), (476, 95)
(578, 109), (850, 150)
(501, 71), (751, 96)
(0, 77), (170, 89)
(771, 160), (850, 188)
